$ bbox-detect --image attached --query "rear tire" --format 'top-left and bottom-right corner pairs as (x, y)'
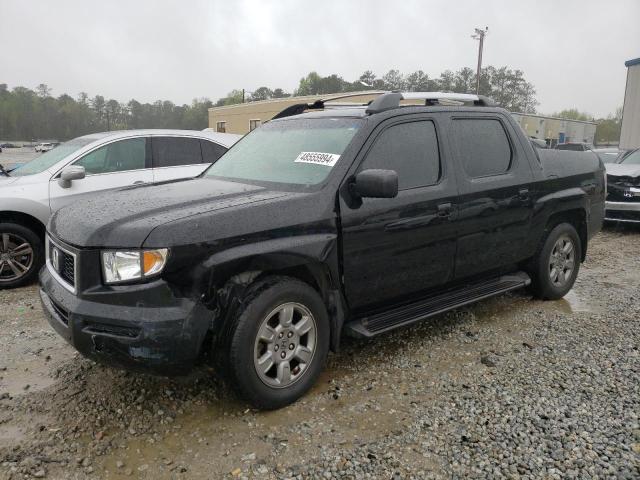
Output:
(529, 222), (581, 300)
(0, 223), (44, 289)
(222, 276), (330, 410)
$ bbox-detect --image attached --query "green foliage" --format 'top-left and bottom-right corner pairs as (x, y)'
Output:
(594, 107), (623, 144)
(291, 66), (539, 113)
(551, 109), (593, 121)
(0, 83), (216, 140)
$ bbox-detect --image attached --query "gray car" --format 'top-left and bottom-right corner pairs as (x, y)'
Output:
(604, 148), (640, 223)
(0, 129), (241, 288)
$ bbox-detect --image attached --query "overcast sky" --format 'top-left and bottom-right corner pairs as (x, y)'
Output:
(1, 0), (638, 117)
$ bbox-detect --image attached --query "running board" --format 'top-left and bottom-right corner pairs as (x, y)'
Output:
(345, 272), (531, 338)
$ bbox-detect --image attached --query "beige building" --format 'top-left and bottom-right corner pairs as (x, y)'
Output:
(208, 91), (385, 135)
(510, 113), (597, 147)
(620, 57), (640, 150)
(209, 91), (598, 147)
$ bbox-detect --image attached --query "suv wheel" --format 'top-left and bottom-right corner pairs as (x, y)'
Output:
(530, 222), (581, 300)
(223, 276), (330, 410)
(0, 223), (44, 289)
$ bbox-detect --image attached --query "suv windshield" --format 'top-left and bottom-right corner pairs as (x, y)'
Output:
(205, 117), (361, 187)
(11, 137), (98, 176)
(619, 149), (640, 165)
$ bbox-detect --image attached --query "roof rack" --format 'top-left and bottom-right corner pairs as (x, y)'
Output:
(271, 91), (497, 120)
(365, 91), (496, 114)
(272, 100), (325, 120)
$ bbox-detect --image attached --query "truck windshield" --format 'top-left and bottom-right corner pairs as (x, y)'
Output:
(205, 118), (361, 187)
(11, 137), (98, 177)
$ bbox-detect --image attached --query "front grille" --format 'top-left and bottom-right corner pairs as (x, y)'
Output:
(61, 253), (75, 285)
(607, 176), (640, 203)
(47, 237), (77, 292)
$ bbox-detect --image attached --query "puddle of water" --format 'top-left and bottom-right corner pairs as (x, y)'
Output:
(0, 358), (57, 397)
(552, 289), (597, 315)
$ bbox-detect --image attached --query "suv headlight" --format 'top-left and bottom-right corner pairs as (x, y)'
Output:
(102, 249), (169, 284)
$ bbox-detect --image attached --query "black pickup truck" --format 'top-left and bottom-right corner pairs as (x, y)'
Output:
(39, 92), (606, 409)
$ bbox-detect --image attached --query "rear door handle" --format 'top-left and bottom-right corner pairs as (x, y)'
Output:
(519, 188), (530, 201)
(133, 181), (144, 185)
(437, 202), (452, 218)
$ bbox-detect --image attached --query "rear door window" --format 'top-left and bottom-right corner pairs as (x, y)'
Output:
(152, 137), (203, 168)
(200, 140), (227, 164)
(451, 118), (513, 178)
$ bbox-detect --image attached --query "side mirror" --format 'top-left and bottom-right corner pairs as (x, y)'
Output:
(352, 169), (398, 199)
(58, 166), (86, 189)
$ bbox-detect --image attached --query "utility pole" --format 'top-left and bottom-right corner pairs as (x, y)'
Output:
(472, 27), (489, 94)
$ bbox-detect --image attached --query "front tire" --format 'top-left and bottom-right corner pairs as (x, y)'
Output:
(530, 222), (581, 300)
(0, 223), (44, 289)
(223, 276), (330, 410)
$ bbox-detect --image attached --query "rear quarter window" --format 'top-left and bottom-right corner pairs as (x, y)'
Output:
(152, 137), (203, 167)
(201, 140), (227, 164)
(452, 118), (513, 178)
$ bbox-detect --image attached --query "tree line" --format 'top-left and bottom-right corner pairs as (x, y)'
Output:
(0, 66), (620, 142)
(0, 83), (215, 142)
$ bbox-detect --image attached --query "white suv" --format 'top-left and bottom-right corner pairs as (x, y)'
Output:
(0, 129), (241, 288)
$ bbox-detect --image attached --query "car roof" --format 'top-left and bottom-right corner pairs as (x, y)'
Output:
(72, 129), (242, 147)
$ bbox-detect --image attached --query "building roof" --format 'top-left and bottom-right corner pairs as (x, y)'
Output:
(511, 112), (597, 125)
(625, 57), (640, 67)
(209, 91), (386, 112)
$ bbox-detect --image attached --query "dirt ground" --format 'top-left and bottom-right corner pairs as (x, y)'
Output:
(0, 226), (639, 479)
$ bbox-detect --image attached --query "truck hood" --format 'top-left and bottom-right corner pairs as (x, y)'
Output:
(49, 178), (294, 248)
(605, 163), (640, 178)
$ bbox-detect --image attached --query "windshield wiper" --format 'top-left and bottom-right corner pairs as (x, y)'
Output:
(0, 163), (9, 177)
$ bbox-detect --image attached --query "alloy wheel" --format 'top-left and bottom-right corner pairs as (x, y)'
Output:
(0, 233), (34, 283)
(548, 234), (575, 287)
(253, 302), (317, 388)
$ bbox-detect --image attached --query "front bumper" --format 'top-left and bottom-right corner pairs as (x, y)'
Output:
(39, 266), (212, 375)
(605, 200), (640, 223)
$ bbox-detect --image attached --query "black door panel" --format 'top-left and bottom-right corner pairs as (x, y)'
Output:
(341, 188), (458, 311)
(448, 115), (535, 279)
(339, 117), (458, 312)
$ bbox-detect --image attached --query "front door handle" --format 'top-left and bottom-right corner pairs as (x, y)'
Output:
(518, 188), (530, 201)
(437, 202), (452, 218)
(132, 180), (144, 185)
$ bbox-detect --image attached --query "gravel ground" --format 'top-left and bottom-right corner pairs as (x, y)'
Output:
(0, 227), (639, 479)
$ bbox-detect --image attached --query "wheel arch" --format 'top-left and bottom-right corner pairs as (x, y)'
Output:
(543, 208), (588, 262)
(0, 211), (47, 239)
(195, 235), (346, 354)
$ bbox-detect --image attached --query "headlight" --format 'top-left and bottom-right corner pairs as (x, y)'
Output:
(102, 249), (169, 284)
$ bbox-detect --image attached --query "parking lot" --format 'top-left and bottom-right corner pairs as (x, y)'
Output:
(0, 148), (40, 170)
(0, 227), (638, 479)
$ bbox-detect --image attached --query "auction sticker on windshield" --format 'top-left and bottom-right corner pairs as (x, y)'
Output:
(294, 152), (340, 167)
